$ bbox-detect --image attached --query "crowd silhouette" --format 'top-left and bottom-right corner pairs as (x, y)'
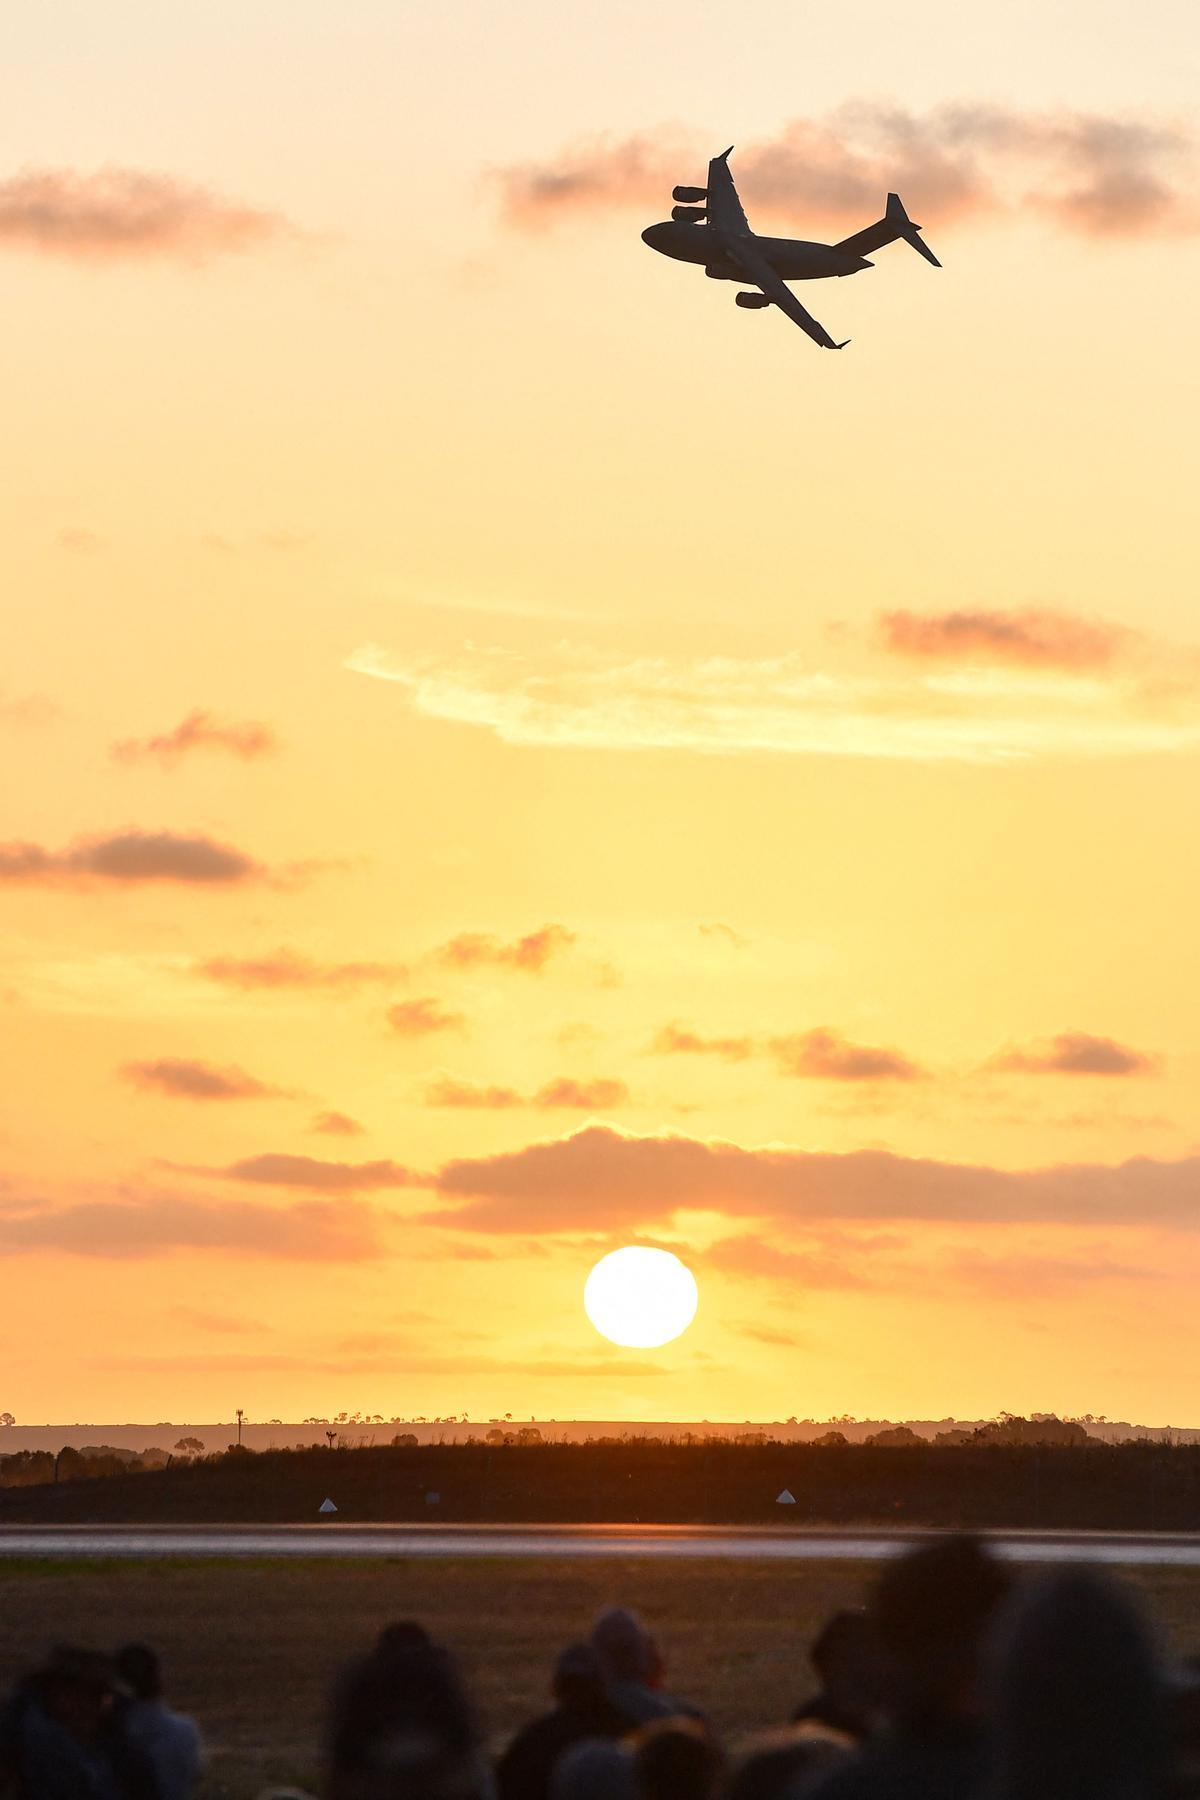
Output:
(2, 1537), (1198, 1800)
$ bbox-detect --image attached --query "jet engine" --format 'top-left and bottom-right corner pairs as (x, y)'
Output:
(671, 204), (706, 223)
(672, 185), (707, 203)
(735, 291), (771, 309)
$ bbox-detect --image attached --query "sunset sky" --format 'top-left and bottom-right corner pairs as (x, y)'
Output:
(4, 0), (1200, 1426)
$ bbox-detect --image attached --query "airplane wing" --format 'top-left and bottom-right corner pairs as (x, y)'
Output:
(726, 235), (849, 350)
(706, 148), (750, 234)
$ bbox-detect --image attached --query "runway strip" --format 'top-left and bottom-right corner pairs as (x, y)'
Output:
(2, 1524), (1200, 1563)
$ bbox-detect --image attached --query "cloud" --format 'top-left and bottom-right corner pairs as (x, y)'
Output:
(437, 924), (576, 972)
(311, 1110), (365, 1136)
(533, 1077), (629, 1109)
(0, 166), (293, 261)
(348, 643), (1200, 764)
(879, 609), (1129, 672)
(768, 1029), (924, 1082)
(0, 830), (260, 886)
(0, 693), (55, 728)
(491, 103), (1199, 239)
(425, 1074), (630, 1110)
(991, 1032), (1157, 1076)
(122, 1058), (279, 1100)
(387, 997), (465, 1037)
(195, 948), (405, 990)
(219, 1154), (413, 1192)
(56, 526), (103, 553)
(0, 1195), (382, 1260)
(699, 922), (748, 948)
(428, 1123), (1200, 1235)
(426, 1075), (523, 1110)
(654, 1022), (921, 1080)
(706, 1233), (873, 1290)
(653, 1023), (756, 1062)
(112, 710), (277, 766)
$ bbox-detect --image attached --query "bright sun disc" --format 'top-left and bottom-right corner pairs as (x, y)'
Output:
(584, 1246), (699, 1349)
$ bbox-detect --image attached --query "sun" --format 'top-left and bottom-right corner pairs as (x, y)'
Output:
(584, 1246), (699, 1349)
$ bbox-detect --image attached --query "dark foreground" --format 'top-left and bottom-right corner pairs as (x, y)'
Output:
(6, 1438), (1200, 1528)
(2, 1553), (1200, 1800)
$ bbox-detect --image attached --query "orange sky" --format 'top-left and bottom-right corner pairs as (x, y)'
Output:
(3, 0), (1200, 1425)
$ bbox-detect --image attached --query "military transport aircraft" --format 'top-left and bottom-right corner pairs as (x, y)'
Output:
(641, 147), (940, 349)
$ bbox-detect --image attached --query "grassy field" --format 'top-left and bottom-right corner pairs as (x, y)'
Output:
(1, 1557), (1199, 1798)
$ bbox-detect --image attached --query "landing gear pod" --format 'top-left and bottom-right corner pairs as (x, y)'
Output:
(672, 185), (707, 203)
(671, 205), (707, 223)
(735, 291), (771, 309)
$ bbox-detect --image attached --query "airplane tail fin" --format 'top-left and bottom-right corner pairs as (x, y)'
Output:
(836, 193), (941, 266)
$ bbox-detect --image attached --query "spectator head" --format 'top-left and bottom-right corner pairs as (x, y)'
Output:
(115, 1643), (162, 1703)
(808, 1610), (883, 1725)
(870, 1535), (1011, 1721)
(552, 1643), (608, 1711)
(327, 1636), (486, 1800)
(551, 1740), (635, 1800)
(35, 1647), (116, 1739)
(986, 1569), (1165, 1800)
(591, 1609), (657, 1686)
(376, 1623), (433, 1658)
(631, 1717), (722, 1800)
(725, 1732), (845, 1800)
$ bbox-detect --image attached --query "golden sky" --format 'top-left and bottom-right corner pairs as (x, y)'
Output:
(3, 0), (1200, 1425)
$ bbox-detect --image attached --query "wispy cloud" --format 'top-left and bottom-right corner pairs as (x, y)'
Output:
(428, 1123), (1200, 1235)
(0, 1195), (383, 1260)
(387, 997), (465, 1037)
(113, 710), (277, 766)
(123, 1058), (281, 1100)
(653, 1022), (921, 1080)
(195, 948), (405, 990)
(0, 166), (294, 261)
(878, 609), (1130, 672)
(311, 1110), (365, 1137)
(219, 1154), (413, 1192)
(653, 1023), (755, 1062)
(990, 1032), (1158, 1076)
(425, 1073), (629, 1110)
(347, 643), (1200, 763)
(436, 924), (576, 973)
(768, 1029), (924, 1082)
(0, 830), (261, 886)
(492, 103), (1200, 239)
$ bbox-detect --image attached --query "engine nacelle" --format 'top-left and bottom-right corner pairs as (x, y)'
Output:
(735, 291), (771, 309)
(672, 185), (707, 203)
(671, 205), (706, 223)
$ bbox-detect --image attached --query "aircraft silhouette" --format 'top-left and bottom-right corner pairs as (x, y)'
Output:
(641, 147), (940, 349)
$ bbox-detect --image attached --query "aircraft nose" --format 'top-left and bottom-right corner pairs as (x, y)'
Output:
(642, 222), (669, 251)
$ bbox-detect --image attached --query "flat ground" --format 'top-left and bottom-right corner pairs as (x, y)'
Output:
(1, 1557), (1198, 1799)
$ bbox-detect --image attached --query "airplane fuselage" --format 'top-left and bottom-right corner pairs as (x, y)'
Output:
(641, 220), (871, 281)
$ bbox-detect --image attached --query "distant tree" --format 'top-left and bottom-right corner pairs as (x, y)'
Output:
(865, 1425), (923, 1447)
(0, 1413), (14, 1427)
(485, 1429), (507, 1446)
(812, 1430), (848, 1447)
(391, 1433), (418, 1447)
(515, 1426), (543, 1446)
(174, 1437), (205, 1456)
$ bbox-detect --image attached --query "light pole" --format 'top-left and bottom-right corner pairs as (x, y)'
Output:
(236, 1408), (244, 1447)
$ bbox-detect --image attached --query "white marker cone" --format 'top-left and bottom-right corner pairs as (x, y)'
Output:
(776, 1488), (796, 1505)
(319, 1497), (338, 1514)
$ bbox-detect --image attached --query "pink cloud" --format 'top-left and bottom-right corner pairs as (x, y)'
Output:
(0, 166), (293, 261)
(437, 923), (577, 972)
(991, 1032), (1157, 1076)
(879, 608), (1128, 671)
(387, 997), (466, 1037)
(122, 1058), (279, 1100)
(769, 1029), (924, 1082)
(493, 104), (1198, 239)
(0, 829), (259, 885)
(196, 948), (405, 990)
(113, 710), (277, 766)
